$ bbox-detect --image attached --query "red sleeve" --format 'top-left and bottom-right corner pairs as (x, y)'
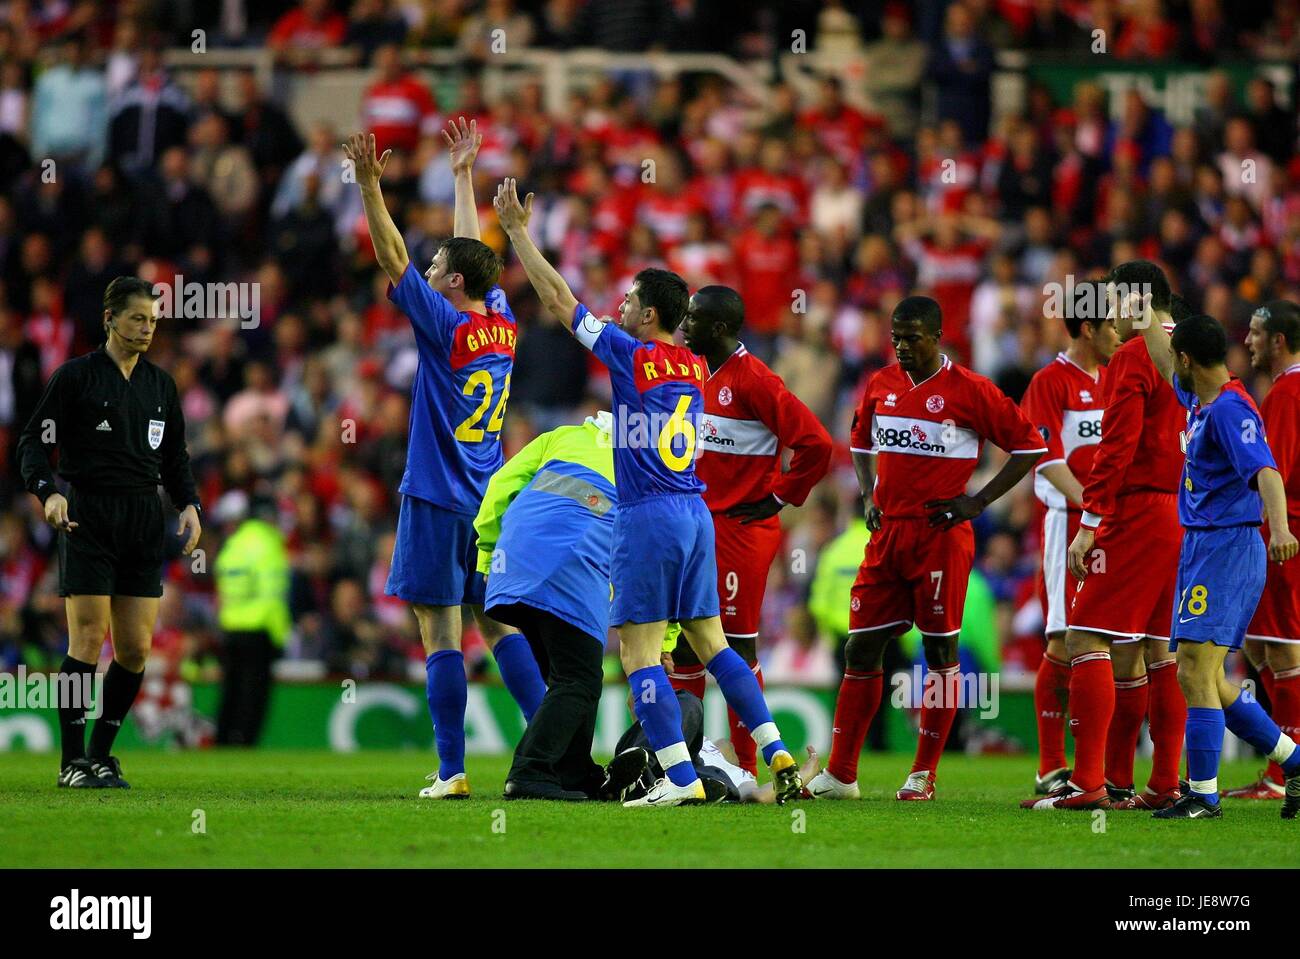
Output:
(748, 369), (833, 506)
(973, 376), (1048, 455)
(849, 371), (876, 453)
(1080, 347), (1149, 528)
(1020, 371), (1064, 470)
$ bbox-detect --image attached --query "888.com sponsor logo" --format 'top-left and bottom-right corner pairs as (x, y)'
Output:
(875, 423), (947, 454)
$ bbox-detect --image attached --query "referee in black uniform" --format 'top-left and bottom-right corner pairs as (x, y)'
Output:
(18, 276), (202, 789)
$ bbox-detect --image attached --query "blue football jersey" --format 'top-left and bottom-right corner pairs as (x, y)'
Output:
(571, 303), (705, 503)
(1175, 377), (1276, 529)
(389, 264), (516, 514)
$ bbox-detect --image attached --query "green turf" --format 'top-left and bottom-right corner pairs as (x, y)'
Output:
(1, 750), (1295, 868)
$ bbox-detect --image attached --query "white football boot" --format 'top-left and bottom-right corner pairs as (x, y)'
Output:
(419, 771), (470, 799)
(804, 768), (861, 800)
(623, 776), (706, 807)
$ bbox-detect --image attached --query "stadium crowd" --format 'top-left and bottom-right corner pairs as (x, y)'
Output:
(1, 0), (1298, 710)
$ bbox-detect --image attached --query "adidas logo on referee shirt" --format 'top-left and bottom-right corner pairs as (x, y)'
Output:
(96, 420), (111, 431)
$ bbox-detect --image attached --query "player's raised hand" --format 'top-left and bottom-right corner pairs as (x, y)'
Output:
(925, 494), (982, 531)
(443, 116), (481, 175)
(493, 177), (534, 233)
(342, 132), (391, 189)
(1067, 526), (1096, 582)
(1269, 526), (1299, 564)
(725, 494), (784, 525)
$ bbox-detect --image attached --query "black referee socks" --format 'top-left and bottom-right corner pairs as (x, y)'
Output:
(88, 660), (145, 761)
(56, 655), (97, 766)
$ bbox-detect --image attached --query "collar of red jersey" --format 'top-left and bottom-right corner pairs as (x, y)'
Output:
(1278, 363), (1300, 380)
(1055, 351), (1100, 382)
(905, 354), (951, 387)
(706, 343), (747, 380)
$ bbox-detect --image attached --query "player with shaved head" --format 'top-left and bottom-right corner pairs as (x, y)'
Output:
(807, 295), (1046, 801)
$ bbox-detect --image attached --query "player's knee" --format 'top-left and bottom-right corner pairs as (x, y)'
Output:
(619, 640), (658, 674)
(1268, 645), (1300, 673)
(67, 618), (109, 646)
(727, 634), (757, 663)
(920, 635), (956, 666)
(844, 632), (884, 670)
(473, 608), (513, 647)
(412, 604), (458, 651)
(111, 636), (150, 672)
(1175, 654), (1212, 699)
(1110, 643), (1144, 677)
(1064, 629), (1106, 661)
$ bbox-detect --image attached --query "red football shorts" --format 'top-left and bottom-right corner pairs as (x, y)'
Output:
(713, 511), (783, 640)
(1068, 490), (1180, 643)
(849, 516), (974, 637)
(1247, 522), (1300, 644)
(1038, 506), (1082, 636)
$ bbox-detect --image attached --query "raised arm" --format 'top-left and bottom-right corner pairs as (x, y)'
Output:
(343, 132), (409, 286)
(1133, 295), (1175, 386)
(444, 116), (482, 241)
(493, 177), (578, 323)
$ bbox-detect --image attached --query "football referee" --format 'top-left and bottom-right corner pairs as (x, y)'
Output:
(18, 276), (201, 789)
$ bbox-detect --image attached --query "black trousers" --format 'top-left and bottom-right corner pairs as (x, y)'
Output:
(500, 605), (605, 793)
(217, 630), (274, 746)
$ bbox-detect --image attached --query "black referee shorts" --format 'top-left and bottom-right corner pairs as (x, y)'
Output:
(58, 488), (166, 598)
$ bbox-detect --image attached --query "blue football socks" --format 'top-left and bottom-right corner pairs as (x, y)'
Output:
(425, 650), (467, 779)
(707, 647), (787, 764)
(628, 665), (697, 787)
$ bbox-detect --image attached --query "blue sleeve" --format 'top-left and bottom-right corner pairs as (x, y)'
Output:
(572, 303), (638, 373)
(486, 285), (515, 323)
(1214, 399), (1277, 487)
(1173, 376), (1198, 411)
(388, 263), (460, 353)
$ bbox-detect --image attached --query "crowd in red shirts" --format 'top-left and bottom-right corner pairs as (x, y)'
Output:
(0, 0), (1298, 693)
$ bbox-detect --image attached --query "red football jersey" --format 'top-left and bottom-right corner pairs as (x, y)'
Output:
(696, 345), (832, 513)
(1263, 363), (1300, 521)
(849, 356), (1047, 518)
(1020, 352), (1107, 510)
(1080, 328), (1184, 529)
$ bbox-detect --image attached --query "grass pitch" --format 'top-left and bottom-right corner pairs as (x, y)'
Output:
(1, 750), (1294, 868)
